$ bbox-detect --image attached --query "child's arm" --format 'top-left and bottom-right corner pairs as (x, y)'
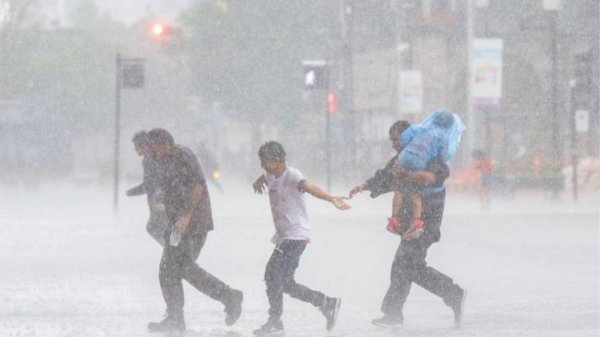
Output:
(252, 174), (267, 194)
(302, 180), (351, 210)
(403, 171), (437, 185)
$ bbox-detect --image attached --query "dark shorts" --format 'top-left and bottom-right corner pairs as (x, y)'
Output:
(480, 173), (492, 187)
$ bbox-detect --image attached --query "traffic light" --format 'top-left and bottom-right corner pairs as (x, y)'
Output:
(147, 22), (179, 40)
(572, 51), (594, 109)
(327, 92), (337, 114)
(302, 60), (329, 90)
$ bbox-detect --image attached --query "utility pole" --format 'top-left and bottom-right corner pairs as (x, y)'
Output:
(466, 0), (475, 156)
(114, 53), (121, 213)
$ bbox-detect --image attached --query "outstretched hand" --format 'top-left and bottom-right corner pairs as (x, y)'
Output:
(348, 183), (367, 199)
(331, 196), (351, 210)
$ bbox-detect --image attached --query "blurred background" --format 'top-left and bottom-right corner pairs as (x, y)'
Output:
(0, 0), (598, 199)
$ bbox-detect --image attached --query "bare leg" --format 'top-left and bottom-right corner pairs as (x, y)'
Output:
(410, 193), (422, 220)
(392, 192), (404, 218)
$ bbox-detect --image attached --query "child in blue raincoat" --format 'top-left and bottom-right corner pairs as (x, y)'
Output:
(387, 109), (465, 239)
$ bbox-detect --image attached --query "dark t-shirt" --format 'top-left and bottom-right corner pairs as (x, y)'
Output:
(142, 155), (163, 205)
(158, 145), (214, 235)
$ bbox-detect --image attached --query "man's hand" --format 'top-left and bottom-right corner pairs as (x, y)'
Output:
(174, 215), (191, 235)
(330, 196), (351, 210)
(252, 175), (267, 194)
(348, 183), (368, 199)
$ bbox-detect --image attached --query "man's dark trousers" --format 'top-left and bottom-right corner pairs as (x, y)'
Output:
(265, 239), (325, 319)
(159, 233), (235, 318)
(381, 189), (463, 319)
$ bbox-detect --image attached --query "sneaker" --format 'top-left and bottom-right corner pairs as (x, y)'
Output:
(371, 315), (403, 327)
(319, 297), (341, 331)
(224, 289), (243, 326)
(253, 318), (284, 336)
(386, 217), (402, 236)
(450, 288), (467, 327)
(147, 315), (186, 332)
(402, 218), (424, 240)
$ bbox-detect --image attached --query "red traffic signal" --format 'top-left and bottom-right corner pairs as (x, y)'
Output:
(327, 92), (337, 114)
(147, 22), (178, 39)
(150, 23), (167, 36)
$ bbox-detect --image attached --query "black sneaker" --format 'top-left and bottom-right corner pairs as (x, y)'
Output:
(371, 315), (403, 327)
(319, 297), (341, 331)
(224, 289), (243, 326)
(450, 288), (467, 327)
(147, 315), (186, 332)
(253, 318), (284, 336)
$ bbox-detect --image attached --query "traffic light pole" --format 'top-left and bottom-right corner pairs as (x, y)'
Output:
(114, 53), (122, 213)
(570, 80), (578, 201)
(325, 90), (331, 193)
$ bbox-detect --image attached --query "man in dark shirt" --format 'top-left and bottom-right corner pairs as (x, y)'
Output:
(349, 120), (466, 328)
(145, 128), (243, 333)
(126, 130), (168, 245)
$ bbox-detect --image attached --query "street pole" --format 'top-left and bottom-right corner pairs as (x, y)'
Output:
(570, 79), (578, 201)
(326, 90), (331, 193)
(340, 0), (354, 179)
(550, 11), (561, 170)
(543, 0), (562, 198)
(114, 53), (121, 213)
(466, 0), (476, 157)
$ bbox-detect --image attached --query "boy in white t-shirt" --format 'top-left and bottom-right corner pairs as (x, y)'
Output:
(251, 141), (350, 336)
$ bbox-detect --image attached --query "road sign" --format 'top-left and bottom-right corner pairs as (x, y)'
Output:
(302, 60), (329, 90)
(575, 110), (589, 133)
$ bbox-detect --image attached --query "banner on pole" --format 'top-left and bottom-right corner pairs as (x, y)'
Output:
(472, 38), (503, 106)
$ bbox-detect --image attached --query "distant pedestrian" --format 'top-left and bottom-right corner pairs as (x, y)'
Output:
(145, 128), (243, 333)
(126, 130), (168, 245)
(251, 141), (349, 336)
(472, 149), (492, 209)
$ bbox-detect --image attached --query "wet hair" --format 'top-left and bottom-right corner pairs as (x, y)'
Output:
(132, 130), (149, 145)
(147, 128), (174, 146)
(258, 141), (286, 160)
(389, 120), (411, 137)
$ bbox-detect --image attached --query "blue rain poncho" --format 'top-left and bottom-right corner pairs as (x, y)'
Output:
(397, 109), (466, 170)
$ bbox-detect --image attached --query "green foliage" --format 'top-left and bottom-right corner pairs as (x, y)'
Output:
(180, 0), (338, 125)
(0, 0), (130, 135)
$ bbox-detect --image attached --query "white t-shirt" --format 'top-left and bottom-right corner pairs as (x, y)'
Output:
(265, 166), (310, 244)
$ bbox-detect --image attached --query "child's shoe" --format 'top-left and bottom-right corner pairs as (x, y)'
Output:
(386, 217), (402, 236)
(402, 218), (424, 240)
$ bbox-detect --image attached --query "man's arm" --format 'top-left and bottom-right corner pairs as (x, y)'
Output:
(349, 157), (396, 198)
(302, 180), (350, 210)
(350, 156), (448, 199)
(174, 182), (204, 234)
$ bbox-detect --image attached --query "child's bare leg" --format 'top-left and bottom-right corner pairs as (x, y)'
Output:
(410, 193), (422, 220)
(387, 192), (404, 235)
(403, 193), (424, 240)
(392, 192), (404, 218)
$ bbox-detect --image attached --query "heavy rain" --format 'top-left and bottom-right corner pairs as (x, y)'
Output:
(0, 1), (598, 336)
